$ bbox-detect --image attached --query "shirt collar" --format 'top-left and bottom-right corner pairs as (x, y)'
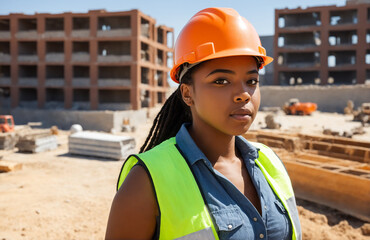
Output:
(235, 135), (259, 164)
(175, 123), (208, 166)
(175, 123), (259, 166)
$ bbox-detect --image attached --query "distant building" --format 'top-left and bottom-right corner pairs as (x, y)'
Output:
(274, 0), (370, 85)
(0, 9), (173, 110)
(260, 35), (274, 85)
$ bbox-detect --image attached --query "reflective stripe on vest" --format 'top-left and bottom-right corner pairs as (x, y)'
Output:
(251, 142), (302, 240)
(118, 137), (301, 240)
(118, 137), (219, 240)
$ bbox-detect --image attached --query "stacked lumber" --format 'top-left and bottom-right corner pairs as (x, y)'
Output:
(16, 129), (58, 153)
(68, 131), (135, 160)
(242, 130), (370, 222)
(0, 133), (18, 150)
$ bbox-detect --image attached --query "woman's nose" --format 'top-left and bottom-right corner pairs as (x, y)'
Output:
(233, 91), (250, 103)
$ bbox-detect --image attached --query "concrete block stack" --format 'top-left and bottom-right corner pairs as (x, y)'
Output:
(0, 133), (18, 150)
(68, 131), (136, 160)
(16, 130), (58, 153)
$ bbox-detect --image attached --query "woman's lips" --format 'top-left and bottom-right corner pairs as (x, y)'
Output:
(230, 114), (252, 121)
(229, 108), (253, 121)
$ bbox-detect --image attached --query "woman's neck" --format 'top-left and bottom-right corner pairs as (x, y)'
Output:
(188, 121), (238, 166)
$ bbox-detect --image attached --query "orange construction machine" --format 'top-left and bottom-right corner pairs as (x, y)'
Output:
(0, 115), (15, 133)
(283, 98), (317, 116)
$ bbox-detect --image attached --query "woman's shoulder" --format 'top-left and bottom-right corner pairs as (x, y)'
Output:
(106, 164), (158, 239)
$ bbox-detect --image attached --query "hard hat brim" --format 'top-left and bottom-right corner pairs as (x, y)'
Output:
(170, 48), (273, 83)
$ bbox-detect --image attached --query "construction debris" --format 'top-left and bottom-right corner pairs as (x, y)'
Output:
(362, 223), (370, 236)
(343, 100), (354, 115)
(353, 103), (370, 126)
(121, 118), (135, 132)
(265, 114), (281, 129)
(68, 131), (135, 160)
(0, 160), (22, 173)
(261, 107), (281, 113)
(16, 129), (58, 153)
(50, 126), (59, 135)
(27, 122), (42, 127)
(351, 126), (366, 135)
(70, 124), (83, 134)
(243, 130), (370, 222)
(0, 133), (18, 150)
(323, 126), (366, 138)
(0, 126), (59, 152)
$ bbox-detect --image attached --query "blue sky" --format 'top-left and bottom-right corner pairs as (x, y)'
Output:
(1, 0), (346, 37)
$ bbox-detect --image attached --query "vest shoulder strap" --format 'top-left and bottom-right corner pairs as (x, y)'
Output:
(250, 141), (302, 240)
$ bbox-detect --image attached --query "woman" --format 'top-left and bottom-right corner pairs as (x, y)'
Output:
(106, 7), (302, 240)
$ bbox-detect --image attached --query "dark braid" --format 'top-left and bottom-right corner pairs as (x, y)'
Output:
(139, 67), (195, 153)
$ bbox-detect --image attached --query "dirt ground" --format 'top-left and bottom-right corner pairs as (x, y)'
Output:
(0, 110), (369, 240)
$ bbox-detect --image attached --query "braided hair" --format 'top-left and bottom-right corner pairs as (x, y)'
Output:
(139, 66), (196, 153)
(139, 57), (262, 153)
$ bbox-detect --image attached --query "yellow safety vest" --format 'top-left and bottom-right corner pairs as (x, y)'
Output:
(117, 137), (302, 240)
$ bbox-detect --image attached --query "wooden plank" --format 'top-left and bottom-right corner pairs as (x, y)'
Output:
(298, 133), (370, 149)
(0, 161), (22, 172)
(284, 160), (370, 222)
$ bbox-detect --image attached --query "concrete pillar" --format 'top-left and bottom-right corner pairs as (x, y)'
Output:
(150, 69), (155, 108)
(163, 70), (168, 88)
(37, 15), (45, 108)
(320, 9), (329, 85)
(154, 26), (157, 43)
(37, 62), (45, 109)
(90, 13), (98, 110)
(273, 9), (280, 85)
(10, 15), (18, 107)
(64, 13), (72, 108)
(356, 6), (367, 84)
(163, 29), (167, 47)
(90, 86), (98, 110)
(64, 86), (72, 109)
(130, 10), (140, 110)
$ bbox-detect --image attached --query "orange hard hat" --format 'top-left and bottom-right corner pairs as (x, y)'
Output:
(170, 7), (273, 83)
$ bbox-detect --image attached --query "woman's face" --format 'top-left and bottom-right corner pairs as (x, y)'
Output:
(182, 56), (261, 136)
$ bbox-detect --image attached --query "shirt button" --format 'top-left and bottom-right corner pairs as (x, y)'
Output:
(259, 233), (264, 238)
(227, 224), (232, 229)
(264, 205), (267, 210)
(253, 217), (258, 222)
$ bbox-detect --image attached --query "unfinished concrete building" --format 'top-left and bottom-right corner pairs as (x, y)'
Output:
(274, 0), (370, 85)
(0, 9), (173, 110)
(260, 36), (274, 85)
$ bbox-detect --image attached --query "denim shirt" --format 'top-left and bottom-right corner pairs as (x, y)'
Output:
(175, 124), (292, 240)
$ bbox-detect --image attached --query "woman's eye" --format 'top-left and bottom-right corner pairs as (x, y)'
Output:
(214, 79), (229, 85)
(247, 79), (259, 85)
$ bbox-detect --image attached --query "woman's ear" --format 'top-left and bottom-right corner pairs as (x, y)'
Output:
(180, 84), (194, 106)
